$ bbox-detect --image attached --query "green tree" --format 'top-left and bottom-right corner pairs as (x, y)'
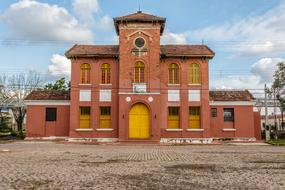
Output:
(44, 78), (70, 91)
(272, 62), (285, 112)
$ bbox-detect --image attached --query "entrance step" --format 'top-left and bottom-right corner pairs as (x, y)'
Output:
(119, 140), (160, 144)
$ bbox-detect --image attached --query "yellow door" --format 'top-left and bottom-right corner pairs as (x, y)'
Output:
(129, 104), (150, 139)
(80, 107), (90, 129)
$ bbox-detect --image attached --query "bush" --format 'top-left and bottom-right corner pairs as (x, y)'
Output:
(0, 116), (10, 133)
(10, 130), (25, 139)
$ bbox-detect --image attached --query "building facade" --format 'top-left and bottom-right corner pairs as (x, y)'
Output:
(25, 11), (261, 142)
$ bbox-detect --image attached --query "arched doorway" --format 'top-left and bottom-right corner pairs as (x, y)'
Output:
(129, 103), (150, 139)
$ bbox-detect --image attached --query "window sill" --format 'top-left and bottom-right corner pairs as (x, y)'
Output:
(222, 128), (236, 132)
(79, 84), (92, 86)
(188, 84), (201, 86)
(96, 128), (114, 131)
(186, 129), (204, 132)
(75, 129), (93, 132)
(165, 129), (183, 132)
(99, 84), (112, 86)
(167, 84), (180, 86)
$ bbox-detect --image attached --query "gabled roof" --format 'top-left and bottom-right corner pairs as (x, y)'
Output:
(113, 11), (166, 35)
(65, 45), (119, 58)
(25, 91), (70, 101)
(65, 45), (214, 58)
(161, 45), (214, 58)
(209, 90), (255, 102)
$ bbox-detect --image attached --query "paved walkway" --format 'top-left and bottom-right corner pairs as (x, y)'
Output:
(0, 142), (284, 190)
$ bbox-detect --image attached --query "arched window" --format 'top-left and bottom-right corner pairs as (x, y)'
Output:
(189, 63), (200, 84)
(168, 63), (179, 84)
(80, 63), (91, 84)
(134, 61), (145, 83)
(101, 63), (111, 84)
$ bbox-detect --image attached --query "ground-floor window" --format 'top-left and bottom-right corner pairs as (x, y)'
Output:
(46, 108), (57, 122)
(224, 108), (234, 122)
(80, 107), (91, 128)
(168, 107), (180, 129)
(189, 107), (200, 129)
(100, 107), (111, 128)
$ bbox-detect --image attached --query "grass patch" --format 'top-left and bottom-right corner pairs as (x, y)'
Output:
(267, 139), (285, 146)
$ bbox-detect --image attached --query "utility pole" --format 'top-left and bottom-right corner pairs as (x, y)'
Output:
(265, 84), (270, 141)
(273, 88), (278, 139)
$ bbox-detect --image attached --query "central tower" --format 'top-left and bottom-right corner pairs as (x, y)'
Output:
(114, 11), (166, 141)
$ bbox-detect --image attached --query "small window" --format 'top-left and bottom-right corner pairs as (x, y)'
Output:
(46, 108), (57, 122)
(211, 108), (217, 117)
(100, 107), (111, 115)
(224, 108), (234, 122)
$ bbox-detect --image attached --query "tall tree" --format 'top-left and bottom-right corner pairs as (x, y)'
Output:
(44, 78), (70, 91)
(0, 71), (42, 132)
(272, 62), (285, 112)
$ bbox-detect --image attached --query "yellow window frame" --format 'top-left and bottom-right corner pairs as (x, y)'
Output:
(100, 63), (111, 84)
(168, 63), (179, 84)
(189, 107), (201, 129)
(168, 107), (180, 129)
(134, 61), (145, 83)
(100, 107), (111, 128)
(80, 63), (91, 84)
(189, 63), (200, 84)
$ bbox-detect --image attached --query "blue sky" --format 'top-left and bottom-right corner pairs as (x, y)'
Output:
(0, 0), (284, 90)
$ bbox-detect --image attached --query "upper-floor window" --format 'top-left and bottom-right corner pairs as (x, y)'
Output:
(168, 63), (179, 84)
(134, 61), (145, 83)
(80, 63), (91, 84)
(101, 63), (111, 84)
(189, 63), (200, 84)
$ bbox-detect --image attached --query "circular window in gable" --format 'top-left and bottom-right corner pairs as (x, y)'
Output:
(134, 37), (145, 48)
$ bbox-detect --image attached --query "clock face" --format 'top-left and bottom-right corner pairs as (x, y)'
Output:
(134, 37), (145, 48)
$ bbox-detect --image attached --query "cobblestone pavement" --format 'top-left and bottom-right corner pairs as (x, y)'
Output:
(0, 142), (285, 190)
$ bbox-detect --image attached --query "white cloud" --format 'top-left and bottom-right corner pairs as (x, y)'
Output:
(211, 58), (284, 89)
(48, 54), (71, 77)
(251, 58), (284, 83)
(1, 0), (93, 43)
(72, 0), (100, 24)
(95, 15), (113, 30)
(161, 32), (187, 44)
(189, 2), (285, 55)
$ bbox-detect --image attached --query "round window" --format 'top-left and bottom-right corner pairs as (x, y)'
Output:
(134, 37), (145, 48)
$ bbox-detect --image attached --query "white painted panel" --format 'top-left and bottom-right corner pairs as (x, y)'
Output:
(100, 90), (112, 102)
(168, 90), (180, 102)
(188, 90), (200, 102)
(80, 90), (91, 102)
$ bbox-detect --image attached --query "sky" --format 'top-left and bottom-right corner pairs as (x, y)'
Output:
(0, 0), (285, 94)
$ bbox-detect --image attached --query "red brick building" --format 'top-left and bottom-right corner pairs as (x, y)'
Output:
(25, 11), (261, 143)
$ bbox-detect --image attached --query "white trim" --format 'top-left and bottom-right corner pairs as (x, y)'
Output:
(186, 129), (204, 132)
(25, 100), (70, 106)
(160, 138), (213, 144)
(165, 129), (183, 132)
(78, 84), (92, 86)
(210, 101), (255, 106)
(188, 84), (201, 86)
(68, 138), (118, 143)
(96, 128), (114, 132)
(99, 84), (112, 86)
(75, 129), (94, 132)
(222, 128), (236, 132)
(119, 92), (160, 95)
